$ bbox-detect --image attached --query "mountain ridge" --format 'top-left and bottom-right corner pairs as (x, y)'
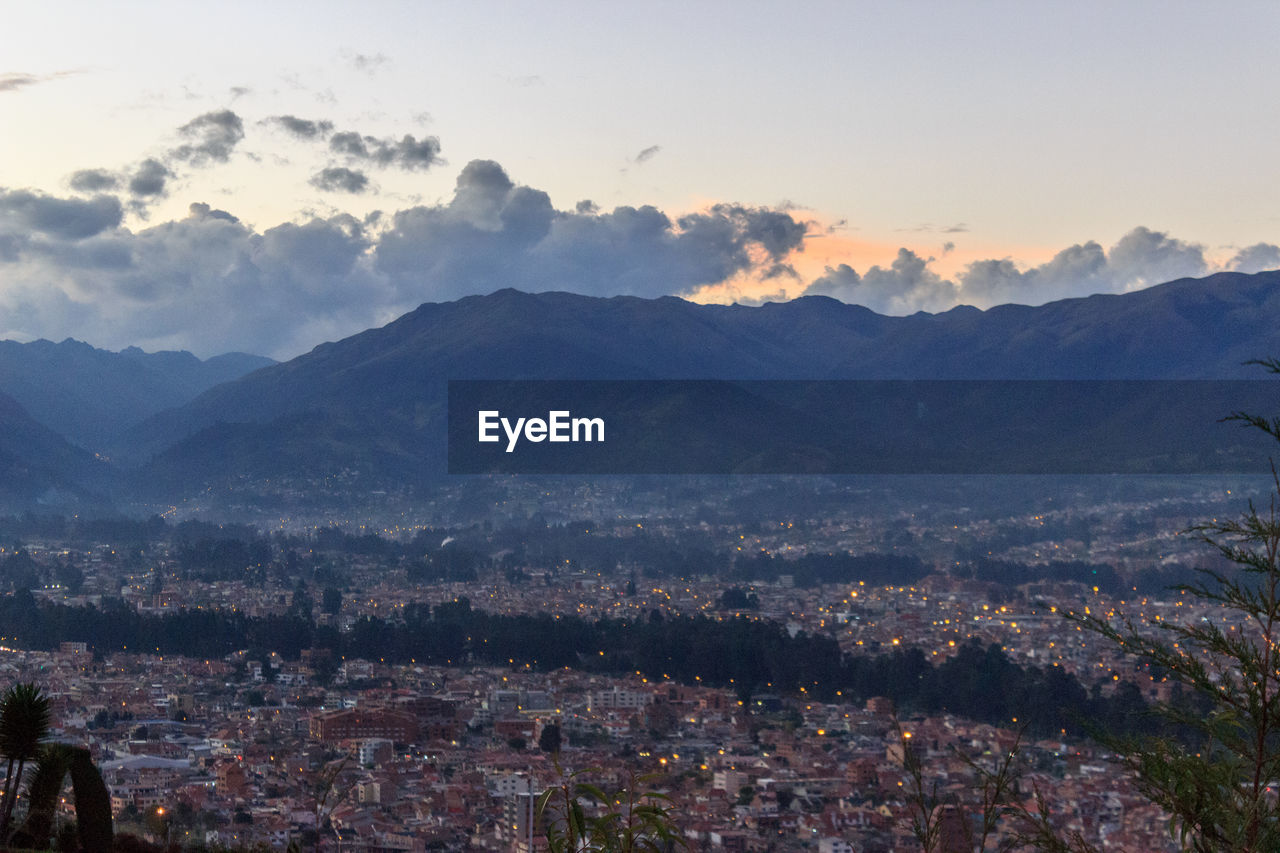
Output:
(0, 390), (114, 513)
(0, 338), (275, 451)
(124, 269), (1280, 494)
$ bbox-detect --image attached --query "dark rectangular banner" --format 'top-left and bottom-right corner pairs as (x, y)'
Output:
(447, 379), (1280, 475)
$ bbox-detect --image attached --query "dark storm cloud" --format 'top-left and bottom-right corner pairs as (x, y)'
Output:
(170, 110), (245, 165)
(310, 167), (370, 194)
(0, 189), (123, 239)
(68, 169), (120, 193)
(265, 115), (335, 140)
(128, 159), (172, 198)
(329, 131), (441, 171)
(635, 145), (662, 164)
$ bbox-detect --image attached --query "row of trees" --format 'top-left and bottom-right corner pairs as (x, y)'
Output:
(0, 588), (1156, 740)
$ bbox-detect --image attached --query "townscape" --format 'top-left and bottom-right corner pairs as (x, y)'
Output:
(0, 476), (1253, 852)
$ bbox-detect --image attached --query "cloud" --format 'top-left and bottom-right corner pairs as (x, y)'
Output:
(0, 189), (123, 240)
(128, 159), (171, 198)
(329, 131), (442, 171)
(0, 70), (77, 93)
(350, 53), (390, 74)
(7, 157), (1265, 361)
(804, 226), (1227, 314)
(635, 145), (662, 164)
(959, 241), (1111, 306)
(170, 110), (245, 165)
(0, 73), (41, 93)
(375, 159), (808, 301)
(805, 264), (861, 299)
(0, 165), (789, 357)
(395, 136), (442, 170)
(1229, 243), (1280, 275)
(187, 202), (238, 223)
(0, 191), (387, 358)
(898, 222), (969, 234)
(310, 167), (370, 194)
(958, 228), (1206, 307)
(68, 169), (120, 193)
(265, 115), (335, 140)
(804, 250), (957, 314)
(1106, 226), (1206, 289)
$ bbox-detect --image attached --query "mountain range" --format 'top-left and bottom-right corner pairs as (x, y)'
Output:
(0, 339), (273, 451)
(3, 269), (1280, 508)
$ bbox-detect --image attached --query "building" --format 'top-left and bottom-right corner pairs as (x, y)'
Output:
(310, 708), (418, 743)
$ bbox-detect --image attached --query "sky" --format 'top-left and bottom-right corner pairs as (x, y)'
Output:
(2, 1), (1279, 359)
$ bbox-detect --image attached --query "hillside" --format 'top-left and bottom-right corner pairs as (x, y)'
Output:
(0, 338), (274, 451)
(124, 270), (1280, 492)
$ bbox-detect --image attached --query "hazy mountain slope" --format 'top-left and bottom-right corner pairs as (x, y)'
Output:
(830, 271), (1280, 378)
(126, 270), (1280, 492)
(0, 338), (274, 450)
(0, 391), (114, 512)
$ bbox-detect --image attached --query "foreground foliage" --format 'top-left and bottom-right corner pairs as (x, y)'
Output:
(1067, 359), (1280, 851)
(537, 767), (684, 853)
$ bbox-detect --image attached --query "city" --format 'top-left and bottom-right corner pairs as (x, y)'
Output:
(0, 476), (1256, 851)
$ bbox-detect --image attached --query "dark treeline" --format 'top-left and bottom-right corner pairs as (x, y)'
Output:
(952, 554), (1223, 598)
(954, 557), (1125, 595)
(0, 593), (1157, 740)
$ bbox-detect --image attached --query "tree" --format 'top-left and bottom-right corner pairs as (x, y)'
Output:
(292, 578), (314, 618)
(11, 743), (113, 853)
(539, 722), (563, 755)
(1067, 358), (1280, 851)
(308, 757), (354, 853)
(321, 586), (343, 616)
(538, 767), (684, 853)
(0, 682), (50, 841)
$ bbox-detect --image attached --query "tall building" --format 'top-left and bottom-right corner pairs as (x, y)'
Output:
(501, 790), (547, 853)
